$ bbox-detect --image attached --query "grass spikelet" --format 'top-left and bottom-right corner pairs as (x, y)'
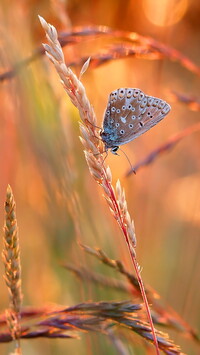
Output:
(0, 300), (183, 354)
(78, 244), (199, 342)
(2, 185), (22, 352)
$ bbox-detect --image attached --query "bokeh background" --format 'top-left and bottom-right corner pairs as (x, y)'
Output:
(0, 0), (200, 354)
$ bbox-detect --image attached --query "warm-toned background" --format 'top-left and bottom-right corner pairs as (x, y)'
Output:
(0, 0), (200, 354)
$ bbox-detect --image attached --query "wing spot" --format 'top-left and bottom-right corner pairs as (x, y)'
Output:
(116, 109), (120, 113)
(116, 123), (120, 127)
(118, 90), (125, 98)
(147, 98), (154, 106)
(120, 129), (125, 134)
(139, 122), (144, 127)
(161, 104), (171, 114)
(140, 98), (148, 108)
(147, 112), (153, 118)
(153, 99), (159, 107)
(129, 124), (133, 128)
(139, 92), (145, 101)
(133, 89), (140, 97)
(126, 89), (134, 98)
(132, 115), (136, 120)
(121, 117), (126, 123)
(122, 105), (126, 110)
(111, 107), (116, 112)
(110, 91), (118, 100)
(158, 101), (166, 109)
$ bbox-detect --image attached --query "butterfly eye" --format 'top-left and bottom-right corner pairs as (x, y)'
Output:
(111, 107), (116, 112)
(120, 129), (125, 134)
(129, 124), (133, 128)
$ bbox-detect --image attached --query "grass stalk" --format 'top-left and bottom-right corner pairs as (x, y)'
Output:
(38, 15), (167, 353)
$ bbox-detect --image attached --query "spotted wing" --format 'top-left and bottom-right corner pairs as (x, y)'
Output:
(103, 88), (171, 147)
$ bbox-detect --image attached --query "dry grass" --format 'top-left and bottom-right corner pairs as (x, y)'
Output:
(1, 25), (200, 81)
(2, 185), (22, 354)
(0, 208), (193, 354)
(0, 190), (183, 355)
(39, 15), (162, 352)
(0, 290), (182, 355)
(66, 244), (199, 342)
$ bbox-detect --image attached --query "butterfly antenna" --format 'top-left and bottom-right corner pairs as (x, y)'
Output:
(118, 148), (136, 175)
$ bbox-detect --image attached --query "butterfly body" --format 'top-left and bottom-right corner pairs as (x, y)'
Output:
(100, 88), (171, 153)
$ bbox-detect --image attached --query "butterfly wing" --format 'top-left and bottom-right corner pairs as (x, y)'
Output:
(102, 88), (171, 147)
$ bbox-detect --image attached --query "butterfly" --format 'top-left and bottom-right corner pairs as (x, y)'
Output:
(100, 88), (171, 154)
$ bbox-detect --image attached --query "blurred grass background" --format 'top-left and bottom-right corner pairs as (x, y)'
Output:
(0, 0), (200, 354)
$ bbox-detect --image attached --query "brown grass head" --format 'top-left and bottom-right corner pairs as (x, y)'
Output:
(2, 185), (22, 343)
(39, 15), (136, 257)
